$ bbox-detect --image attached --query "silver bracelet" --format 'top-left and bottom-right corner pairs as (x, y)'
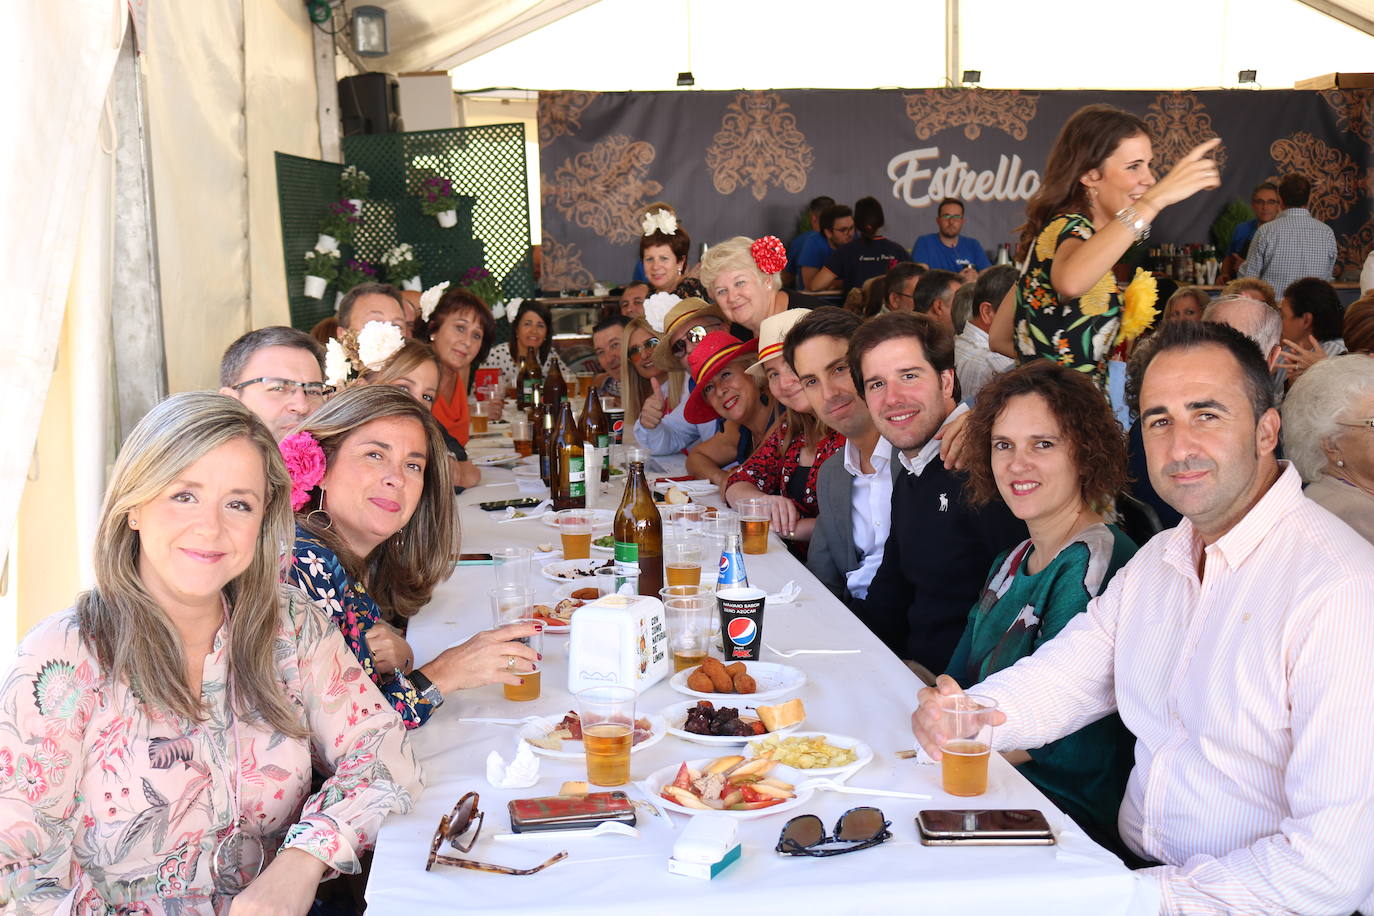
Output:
(1115, 206), (1151, 242)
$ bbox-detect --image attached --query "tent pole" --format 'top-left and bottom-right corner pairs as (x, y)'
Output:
(945, 0), (959, 87)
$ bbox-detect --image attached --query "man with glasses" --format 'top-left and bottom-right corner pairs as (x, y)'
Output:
(634, 298), (728, 455)
(218, 326), (328, 441)
(795, 204), (855, 291)
(912, 199), (989, 283)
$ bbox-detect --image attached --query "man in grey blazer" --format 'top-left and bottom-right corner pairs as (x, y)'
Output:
(784, 308), (899, 609)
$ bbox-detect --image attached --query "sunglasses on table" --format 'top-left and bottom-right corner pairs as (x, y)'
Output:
(776, 806), (892, 857)
(425, 791), (567, 875)
(625, 337), (660, 360)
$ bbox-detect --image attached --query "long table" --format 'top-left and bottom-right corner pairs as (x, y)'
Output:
(365, 451), (1158, 914)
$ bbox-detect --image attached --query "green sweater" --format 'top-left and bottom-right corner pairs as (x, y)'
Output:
(946, 523), (1137, 835)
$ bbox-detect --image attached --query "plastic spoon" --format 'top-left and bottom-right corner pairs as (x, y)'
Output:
(492, 822), (641, 842)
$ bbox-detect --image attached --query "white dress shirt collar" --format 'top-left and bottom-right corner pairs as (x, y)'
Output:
(843, 434), (892, 478)
(1163, 461), (1299, 579)
(897, 402), (968, 477)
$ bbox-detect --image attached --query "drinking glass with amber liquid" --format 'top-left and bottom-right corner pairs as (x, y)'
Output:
(664, 540), (702, 587)
(511, 415), (534, 457)
(576, 686), (636, 786)
(738, 497), (771, 555)
(556, 509), (593, 559)
(938, 694), (998, 797)
(665, 595), (712, 671)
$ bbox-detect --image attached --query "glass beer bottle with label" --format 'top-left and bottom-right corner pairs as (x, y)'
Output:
(580, 386), (611, 483)
(552, 399), (586, 510)
(539, 401), (559, 487)
(517, 348), (542, 409)
(613, 448), (662, 597)
(542, 360), (568, 408)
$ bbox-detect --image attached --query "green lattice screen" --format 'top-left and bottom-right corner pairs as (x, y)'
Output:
(276, 124), (533, 333)
(276, 152), (344, 331)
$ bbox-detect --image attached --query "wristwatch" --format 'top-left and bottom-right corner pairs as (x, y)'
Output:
(410, 670), (444, 709)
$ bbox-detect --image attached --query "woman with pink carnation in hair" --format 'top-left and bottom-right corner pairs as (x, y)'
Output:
(282, 385), (537, 728)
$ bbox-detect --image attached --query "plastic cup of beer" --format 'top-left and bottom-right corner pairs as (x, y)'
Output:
(511, 416), (534, 457)
(938, 694), (999, 797)
(664, 539), (703, 587)
(469, 402), (489, 434)
(477, 385), (501, 417)
(665, 596), (714, 672)
(576, 686), (636, 786)
(738, 498), (771, 555)
(492, 547), (533, 591)
(556, 510), (594, 559)
(498, 616), (543, 702)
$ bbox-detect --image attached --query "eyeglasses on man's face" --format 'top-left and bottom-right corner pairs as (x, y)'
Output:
(425, 791), (566, 875)
(230, 377), (333, 402)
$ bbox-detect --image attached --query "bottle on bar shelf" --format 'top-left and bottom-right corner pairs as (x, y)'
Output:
(613, 448), (662, 598)
(552, 399), (585, 510)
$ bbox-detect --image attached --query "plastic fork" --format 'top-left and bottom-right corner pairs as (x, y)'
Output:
(796, 777), (932, 800)
(764, 643), (861, 658)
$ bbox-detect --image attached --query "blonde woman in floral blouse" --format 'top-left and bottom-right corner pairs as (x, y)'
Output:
(990, 104), (1222, 389)
(0, 392), (421, 914)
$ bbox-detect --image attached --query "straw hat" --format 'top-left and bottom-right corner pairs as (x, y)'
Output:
(650, 297), (729, 373)
(746, 309), (811, 379)
(683, 332), (760, 424)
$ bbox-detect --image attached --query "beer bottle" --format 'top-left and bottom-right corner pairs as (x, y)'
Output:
(580, 385), (611, 483)
(552, 399), (585, 510)
(613, 449), (662, 597)
(517, 347), (542, 409)
(539, 397), (559, 487)
(542, 358), (568, 407)
(531, 402), (549, 484)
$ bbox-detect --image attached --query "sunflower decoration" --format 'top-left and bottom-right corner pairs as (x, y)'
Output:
(1117, 268), (1159, 344)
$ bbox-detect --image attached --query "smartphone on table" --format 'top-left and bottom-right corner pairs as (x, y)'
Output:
(916, 809), (1055, 846)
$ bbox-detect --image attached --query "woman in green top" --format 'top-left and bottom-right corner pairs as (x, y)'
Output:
(990, 104), (1222, 388)
(947, 360), (1138, 846)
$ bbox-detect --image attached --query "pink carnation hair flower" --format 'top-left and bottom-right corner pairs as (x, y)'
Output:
(279, 431), (327, 511)
(751, 236), (788, 276)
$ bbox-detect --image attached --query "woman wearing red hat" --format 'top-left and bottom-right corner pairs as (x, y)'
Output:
(683, 331), (775, 488)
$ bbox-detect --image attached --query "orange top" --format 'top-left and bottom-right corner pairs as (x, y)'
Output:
(433, 372), (470, 445)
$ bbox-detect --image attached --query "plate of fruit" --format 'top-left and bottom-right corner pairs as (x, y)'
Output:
(659, 698), (806, 746)
(647, 753), (811, 819)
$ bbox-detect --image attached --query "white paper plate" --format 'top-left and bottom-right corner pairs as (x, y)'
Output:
(653, 478), (717, 496)
(668, 661), (806, 703)
(473, 450), (520, 467)
(534, 583), (602, 634)
(518, 713), (667, 760)
(745, 731), (874, 777)
(540, 557), (616, 583)
(658, 699), (804, 746)
(645, 758), (813, 820)
(540, 508), (615, 532)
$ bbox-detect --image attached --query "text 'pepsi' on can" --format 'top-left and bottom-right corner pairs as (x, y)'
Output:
(717, 531), (749, 589)
(717, 586), (766, 661)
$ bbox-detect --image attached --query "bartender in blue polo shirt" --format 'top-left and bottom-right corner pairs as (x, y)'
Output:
(912, 198), (990, 282)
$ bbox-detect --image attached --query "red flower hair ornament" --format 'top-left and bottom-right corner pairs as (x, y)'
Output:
(279, 431), (327, 511)
(750, 236), (788, 276)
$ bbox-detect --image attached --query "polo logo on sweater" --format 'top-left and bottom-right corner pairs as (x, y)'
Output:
(938, 493), (949, 512)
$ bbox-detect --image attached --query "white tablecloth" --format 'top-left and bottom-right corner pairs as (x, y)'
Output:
(365, 453), (1158, 915)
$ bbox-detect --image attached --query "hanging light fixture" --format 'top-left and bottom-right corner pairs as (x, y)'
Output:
(352, 5), (389, 57)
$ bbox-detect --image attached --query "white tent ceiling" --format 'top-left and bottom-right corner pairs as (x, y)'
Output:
(361, 0), (1374, 84)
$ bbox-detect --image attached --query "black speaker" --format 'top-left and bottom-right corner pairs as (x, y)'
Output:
(338, 73), (402, 136)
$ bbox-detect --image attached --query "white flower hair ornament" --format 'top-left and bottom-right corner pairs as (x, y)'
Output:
(494, 297), (520, 322)
(419, 280), (450, 321)
(357, 320), (405, 371)
(324, 338), (351, 388)
(641, 209), (678, 237)
(644, 292), (681, 334)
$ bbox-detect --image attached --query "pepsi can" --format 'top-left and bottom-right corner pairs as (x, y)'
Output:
(717, 531), (749, 589)
(717, 586), (767, 661)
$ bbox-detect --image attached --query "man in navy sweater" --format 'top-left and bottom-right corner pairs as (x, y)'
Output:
(850, 312), (1026, 674)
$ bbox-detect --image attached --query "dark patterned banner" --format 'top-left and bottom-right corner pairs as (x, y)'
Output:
(537, 88), (1373, 289)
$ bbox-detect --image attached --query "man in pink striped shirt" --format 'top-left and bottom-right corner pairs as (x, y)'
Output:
(914, 320), (1374, 914)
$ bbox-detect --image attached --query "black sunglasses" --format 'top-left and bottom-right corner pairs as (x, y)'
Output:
(426, 791), (566, 875)
(776, 806), (892, 857)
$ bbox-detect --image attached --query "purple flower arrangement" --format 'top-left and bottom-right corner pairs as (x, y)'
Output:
(338, 258), (377, 291)
(418, 176), (458, 216)
(320, 199), (362, 242)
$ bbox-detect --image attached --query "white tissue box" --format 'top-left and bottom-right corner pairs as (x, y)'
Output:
(567, 594), (670, 694)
